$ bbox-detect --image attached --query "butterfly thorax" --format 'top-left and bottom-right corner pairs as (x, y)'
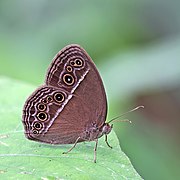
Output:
(82, 123), (112, 141)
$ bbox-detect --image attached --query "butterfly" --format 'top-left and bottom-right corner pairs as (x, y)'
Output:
(22, 44), (113, 163)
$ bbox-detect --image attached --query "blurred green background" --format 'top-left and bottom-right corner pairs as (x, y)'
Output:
(0, 0), (180, 179)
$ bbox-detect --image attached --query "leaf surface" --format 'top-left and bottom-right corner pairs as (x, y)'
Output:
(0, 77), (142, 180)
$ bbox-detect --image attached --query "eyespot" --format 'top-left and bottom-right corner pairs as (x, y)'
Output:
(75, 59), (83, 67)
(54, 92), (65, 103)
(37, 103), (46, 111)
(42, 99), (48, 104)
(70, 59), (84, 67)
(32, 129), (39, 134)
(63, 74), (74, 86)
(70, 60), (75, 66)
(47, 96), (53, 102)
(66, 65), (73, 72)
(33, 122), (43, 130)
(42, 96), (52, 104)
(37, 112), (48, 121)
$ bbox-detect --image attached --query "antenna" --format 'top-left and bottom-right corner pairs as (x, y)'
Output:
(107, 105), (144, 124)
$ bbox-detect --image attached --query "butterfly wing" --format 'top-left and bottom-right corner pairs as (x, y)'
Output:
(22, 86), (78, 143)
(22, 44), (107, 144)
(46, 44), (108, 129)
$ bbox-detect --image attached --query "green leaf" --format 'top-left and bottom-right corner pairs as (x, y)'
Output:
(0, 77), (142, 180)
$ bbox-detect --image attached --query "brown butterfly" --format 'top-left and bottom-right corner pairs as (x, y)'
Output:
(22, 44), (113, 163)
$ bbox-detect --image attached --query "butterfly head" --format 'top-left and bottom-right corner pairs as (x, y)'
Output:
(101, 123), (112, 135)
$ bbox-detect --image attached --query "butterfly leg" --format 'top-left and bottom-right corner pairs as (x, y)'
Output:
(94, 139), (98, 163)
(62, 137), (81, 154)
(105, 134), (112, 149)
